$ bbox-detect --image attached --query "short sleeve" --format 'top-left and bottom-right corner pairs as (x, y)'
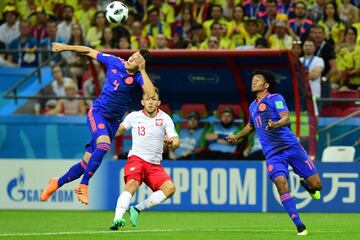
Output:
(271, 94), (289, 114)
(122, 112), (136, 130)
(165, 115), (178, 138)
(96, 52), (119, 67)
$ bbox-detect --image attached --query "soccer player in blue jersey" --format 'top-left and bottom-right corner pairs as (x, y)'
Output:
(227, 70), (322, 236)
(41, 42), (156, 205)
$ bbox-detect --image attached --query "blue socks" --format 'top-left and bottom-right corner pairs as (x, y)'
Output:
(80, 142), (111, 185)
(58, 160), (87, 187)
(280, 192), (303, 227)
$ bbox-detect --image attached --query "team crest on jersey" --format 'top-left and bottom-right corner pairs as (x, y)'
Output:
(111, 69), (117, 74)
(155, 119), (163, 126)
(258, 103), (267, 111)
(125, 77), (134, 85)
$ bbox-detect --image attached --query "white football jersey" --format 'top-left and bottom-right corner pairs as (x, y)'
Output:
(122, 109), (178, 164)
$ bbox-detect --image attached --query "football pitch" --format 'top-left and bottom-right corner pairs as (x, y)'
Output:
(0, 211), (359, 240)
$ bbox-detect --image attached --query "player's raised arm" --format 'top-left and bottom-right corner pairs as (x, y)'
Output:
(227, 122), (254, 143)
(137, 49), (155, 97)
(52, 43), (99, 59)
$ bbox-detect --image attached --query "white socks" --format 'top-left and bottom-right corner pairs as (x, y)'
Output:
(114, 191), (132, 221)
(135, 190), (167, 211)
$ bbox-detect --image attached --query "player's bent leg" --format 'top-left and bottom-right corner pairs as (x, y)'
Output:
(273, 175), (307, 235)
(160, 180), (176, 198)
(301, 173), (322, 200)
(77, 136), (111, 205)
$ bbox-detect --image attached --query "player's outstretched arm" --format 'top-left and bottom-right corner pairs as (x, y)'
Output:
(115, 124), (127, 137)
(52, 43), (99, 59)
(227, 122), (254, 143)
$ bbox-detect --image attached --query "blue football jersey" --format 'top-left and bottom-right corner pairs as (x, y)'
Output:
(249, 93), (299, 158)
(93, 52), (144, 120)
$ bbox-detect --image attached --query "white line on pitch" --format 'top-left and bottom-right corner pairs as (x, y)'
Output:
(0, 228), (356, 237)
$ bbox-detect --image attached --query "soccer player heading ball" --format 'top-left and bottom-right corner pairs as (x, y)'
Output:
(227, 70), (322, 236)
(110, 87), (180, 230)
(41, 42), (156, 205)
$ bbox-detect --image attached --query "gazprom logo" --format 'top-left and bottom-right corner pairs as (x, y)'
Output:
(7, 168), (74, 202)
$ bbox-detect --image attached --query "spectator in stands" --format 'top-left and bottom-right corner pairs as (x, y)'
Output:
(317, 1), (345, 46)
(147, 0), (175, 25)
(227, 4), (248, 48)
(292, 40), (303, 57)
(242, 0), (267, 19)
(46, 80), (86, 115)
(338, 0), (359, 26)
(279, 0), (297, 19)
(130, 20), (146, 50)
(337, 27), (360, 90)
(169, 111), (206, 160)
(75, 0), (96, 33)
(154, 34), (169, 50)
(143, 8), (172, 40)
(204, 107), (241, 159)
(203, 5), (229, 38)
(86, 11), (107, 48)
(203, 36), (220, 50)
(0, 40), (15, 67)
(39, 19), (66, 63)
(266, 20), (297, 50)
(191, 0), (212, 24)
(288, 2), (313, 42)
(61, 22), (87, 84)
(173, 6), (196, 42)
(29, 7), (49, 43)
(300, 38), (324, 115)
(308, 0), (326, 23)
(261, 0), (278, 32)
(255, 37), (269, 49)
(139, 36), (152, 49)
(0, 5), (20, 47)
(243, 132), (265, 160)
(189, 23), (206, 49)
(56, 5), (77, 43)
(96, 27), (114, 50)
(17, 0), (38, 22)
(7, 20), (38, 67)
(49, 64), (75, 97)
(201, 22), (232, 49)
(243, 18), (262, 47)
(310, 25), (337, 98)
(117, 35), (131, 50)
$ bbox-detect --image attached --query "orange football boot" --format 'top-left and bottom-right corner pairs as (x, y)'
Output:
(40, 177), (59, 201)
(75, 184), (89, 205)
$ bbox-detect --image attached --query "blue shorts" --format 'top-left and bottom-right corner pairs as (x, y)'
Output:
(85, 108), (122, 153)
(266, 143), (318, 182)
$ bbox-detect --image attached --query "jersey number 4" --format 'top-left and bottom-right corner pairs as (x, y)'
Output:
(138, 126), (145, 136)
(113, 80), (120, 90)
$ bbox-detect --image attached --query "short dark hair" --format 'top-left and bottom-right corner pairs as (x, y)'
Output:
(252, 69), (277, 93)
(139, 48), (151, 63)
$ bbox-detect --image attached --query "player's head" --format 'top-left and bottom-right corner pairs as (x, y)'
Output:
(251, 69), (276, 94)
(125, 48), (151, 72)
(141, 87), (160, 115)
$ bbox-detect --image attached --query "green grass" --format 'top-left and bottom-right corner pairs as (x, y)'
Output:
(0, 211), (359, 240)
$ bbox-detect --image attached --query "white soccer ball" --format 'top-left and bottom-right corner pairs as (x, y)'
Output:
(105, 1), (129, 24)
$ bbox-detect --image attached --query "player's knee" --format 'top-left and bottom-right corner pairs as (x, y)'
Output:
(96, 142), (111, 153)
(163, 183), (176, 197)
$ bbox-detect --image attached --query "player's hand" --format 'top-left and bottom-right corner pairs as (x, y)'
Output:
(51, 43), (67, 52)
(266, 119), (274, 131)
(226, 134), (240, 143)
(136, 52), (146, 70)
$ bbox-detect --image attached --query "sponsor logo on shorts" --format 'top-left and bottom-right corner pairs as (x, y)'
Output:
(130, 167), (136, 171)
(268, 165), (273, 172)
(98, 123), (105, 129)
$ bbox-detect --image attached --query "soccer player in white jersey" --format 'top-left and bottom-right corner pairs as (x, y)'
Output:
(110, 87), (180, 230)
